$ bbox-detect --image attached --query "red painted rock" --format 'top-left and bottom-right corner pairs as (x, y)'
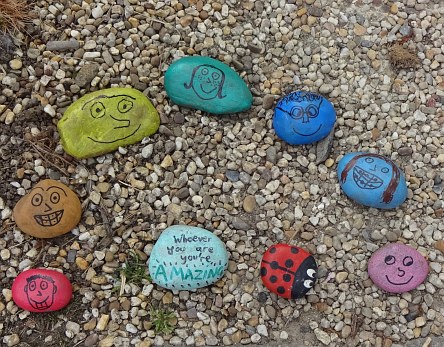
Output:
(13, 179), (82, 238)
(368, 243), (429, 293)
(260, 244), (317, 299)
(12, 269), (72, 312)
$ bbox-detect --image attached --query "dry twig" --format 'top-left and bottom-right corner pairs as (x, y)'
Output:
(0, 0), (34, 34)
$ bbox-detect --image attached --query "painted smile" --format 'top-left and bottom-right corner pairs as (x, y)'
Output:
(200, 84), (217, 94)
(353, 166), (383, 189)
(88, 124), (141, 144)
(385, 275), (413, 286)
(30, 297), (50, 310)
(34, 210), (64, 227)
(292, 124), (322, 137)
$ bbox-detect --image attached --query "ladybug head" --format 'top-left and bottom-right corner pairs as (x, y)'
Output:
(291, 255), (317, 299)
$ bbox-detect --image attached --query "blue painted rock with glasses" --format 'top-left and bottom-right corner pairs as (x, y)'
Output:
(337, 152), (408, 209)
(273, 91), (336, 145)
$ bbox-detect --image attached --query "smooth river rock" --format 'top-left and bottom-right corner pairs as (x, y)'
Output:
(273, 91), (336, 145)
(368, 243), (429, 293)
(164, 56), (253, 114)
(13, 179), (81, 238)
(58, 87), (160, 158)
(149, 225), (229, 290)
(337, 152), (408, 209)
(261, 244), (317, 299)
(12, 268), (72, 312)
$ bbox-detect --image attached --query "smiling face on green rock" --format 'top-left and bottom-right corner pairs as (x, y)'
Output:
(58, 88), (160, 159)
(82, 94), (141, 144)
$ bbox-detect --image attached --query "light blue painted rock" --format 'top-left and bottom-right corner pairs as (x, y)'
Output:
(338, 152), (408, 209)
(273, 91), (336, 145)
(149, 225), (229, 290)
(164, 56), (253, 114)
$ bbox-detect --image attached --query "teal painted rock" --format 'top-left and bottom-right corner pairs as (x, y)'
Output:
(149, 225), (229, 290)
(164, 56), (253, 114)
(58, 88), (160, 159)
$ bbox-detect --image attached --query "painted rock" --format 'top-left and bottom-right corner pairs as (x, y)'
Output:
(58, 87), (160, 158)
(337, 152), (408, 209)
(13, 179), (81, 238)
(260, 244), (317, 299)
(149, 225), (229, 290)
(368, 243), (429, 293)
(164, 56), (253, 114)
(273, 91), (336, 145)
(12, 268), (72, 312)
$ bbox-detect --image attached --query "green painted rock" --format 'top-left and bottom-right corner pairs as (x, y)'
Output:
(165, 56), (253, 114)
(58, 88), (160, 159)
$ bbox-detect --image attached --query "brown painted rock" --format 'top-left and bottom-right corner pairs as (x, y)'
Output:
(13, 179), (81, 238)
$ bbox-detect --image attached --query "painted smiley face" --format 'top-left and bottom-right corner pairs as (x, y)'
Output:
(82, 95), (141, 144)
(184, 64), (226, 100)
(273, 91), (336, 145)
(368, 243), (429, 293)
(338, 152), (408, 209)
(13, 179), (82, 238)
(24, 275), (57, 310)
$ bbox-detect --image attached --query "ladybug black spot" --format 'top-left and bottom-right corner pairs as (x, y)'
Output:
(270, 261), (279, 269)
(269, 247), (276, 254)
(260, 267), (267, 277)
(291, 247), (299, 254)
(277, 286), (285, 294)
(285, 259), (294, 267)
(270, 275), (277, 283)
(283, 274), (291, 282)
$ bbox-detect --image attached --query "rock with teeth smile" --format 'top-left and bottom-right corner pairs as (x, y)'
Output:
(13, 179), (82, 238)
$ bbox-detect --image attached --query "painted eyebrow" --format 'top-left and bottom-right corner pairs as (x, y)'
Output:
(45, 186), (68, 197)
(81, 94), (136, 111)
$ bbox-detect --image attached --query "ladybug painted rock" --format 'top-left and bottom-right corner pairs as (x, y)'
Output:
(260, 244), (317, 299)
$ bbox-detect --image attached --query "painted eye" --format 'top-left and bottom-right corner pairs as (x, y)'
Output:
(307, 269), (316, 278)
(50, 192), (60, 204)
(118, 99), (133, 113)
(290, 106), (304, 119)
(31, 193), (43, 206)
(384, 255), (396, 265)
(365, 157), (374, 163)
(403, 256), (414, 266)
(40, 281), (48, 290)
(29, 281), (36, 291)
(201, 68), (209, 75)
(90, 102), (106, 118)
(212, 72), (220, 80)
(381, 167), (389, 173)
(305, 104), (319, 118)
(303, 280), (314, 288)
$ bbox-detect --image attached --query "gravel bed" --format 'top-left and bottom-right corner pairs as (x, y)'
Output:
(1, 0), (444, 346)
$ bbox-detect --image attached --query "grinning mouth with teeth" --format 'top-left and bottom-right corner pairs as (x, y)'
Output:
(34, 210), (64, 227)
(352, 166), (384, 190)
(30, 297), (50, 310)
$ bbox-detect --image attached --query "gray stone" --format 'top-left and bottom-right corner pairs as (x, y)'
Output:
(316, 128), (335, 164)
(46, 40), (80, 51)
(75, 64), (100, 87)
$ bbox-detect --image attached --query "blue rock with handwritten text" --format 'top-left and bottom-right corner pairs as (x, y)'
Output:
(338, 152), (408, 209)
(164, 56), (253, 114)
(273, 91), (336, 145)
(149, 225), (229, 290)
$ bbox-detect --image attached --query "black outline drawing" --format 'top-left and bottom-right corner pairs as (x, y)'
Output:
(184, 64), (226, 100)
(30, 186), (67, 227)
(383, 254), (414, 286)
(24, 274), (57, 310)
(80, 94), (141, 144)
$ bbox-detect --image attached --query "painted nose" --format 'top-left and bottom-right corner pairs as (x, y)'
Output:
(37, 291), (42, 296)
(397, 267), (405, 277)
(369, 165), (377, 172)
(44, 203), (52, 212)
(302, 113), (310, 124)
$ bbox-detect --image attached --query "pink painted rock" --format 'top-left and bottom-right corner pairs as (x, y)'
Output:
(12, 269), (72, 312)
(368, 243), (429, 293)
